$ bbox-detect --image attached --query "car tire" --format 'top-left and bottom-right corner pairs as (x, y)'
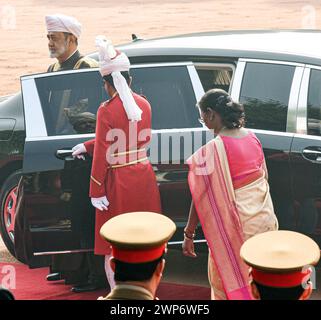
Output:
(0, 170), (22, 258)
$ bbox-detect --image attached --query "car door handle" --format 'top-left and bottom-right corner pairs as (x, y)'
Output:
(55, 149), (74, 161)
(302, 148), (321, 162)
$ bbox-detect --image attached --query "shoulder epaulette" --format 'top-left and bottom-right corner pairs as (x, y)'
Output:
(74, 57), (99, 69)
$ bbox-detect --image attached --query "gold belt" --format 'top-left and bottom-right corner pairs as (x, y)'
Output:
(109, 148), (148, 169)
(111, 148), (146, 157)
(109, 157), (149, 169)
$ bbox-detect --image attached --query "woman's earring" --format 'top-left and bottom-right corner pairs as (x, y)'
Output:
(207, 110), (214, 121)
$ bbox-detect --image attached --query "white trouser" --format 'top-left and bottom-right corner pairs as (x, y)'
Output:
(104, 254), (115, 290)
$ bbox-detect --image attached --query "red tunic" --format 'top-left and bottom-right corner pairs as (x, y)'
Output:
(84, 93), (162, 255)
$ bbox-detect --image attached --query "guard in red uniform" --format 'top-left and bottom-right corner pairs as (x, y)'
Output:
(72, 36), (161, 289)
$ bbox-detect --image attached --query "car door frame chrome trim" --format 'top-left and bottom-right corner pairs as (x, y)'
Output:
(21, 78), (48, 138)
(25, 127), (209, 142)
(296, 67), (310, 135)
(34, 249), (93, 256)
(230, 60), (246, 102)
(25, 133), (96, 142)
(238, 58), (305, 67)
(152, 127), (207, 134)
(22, 61), (203, 141)
(193, 62), (236, 95)
(129, 61), (195, 69)
(287, 66), (305, 133)
(21, 62), (196, 81)
(233, 58), (305, 134)
(250, 128), (294, 138)
(292, 133), (321, 142)
(305, 64), (321, 71)
(187, 64), (207, 129)
(25, 127), (294, 141)
(167, 240), (207, 245)
(187, 65), (205, 103)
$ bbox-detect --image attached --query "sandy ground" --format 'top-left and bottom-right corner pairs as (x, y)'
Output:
(0, 0), (321, 96)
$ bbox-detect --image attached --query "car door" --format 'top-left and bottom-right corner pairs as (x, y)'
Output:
(290, 65), (321, 245)
(17, 69), (106, 263)
(18, 62), (206, 262)
(231, 58), (304, 229)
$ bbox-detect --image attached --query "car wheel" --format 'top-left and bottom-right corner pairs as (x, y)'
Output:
(0, 170), (22, 258)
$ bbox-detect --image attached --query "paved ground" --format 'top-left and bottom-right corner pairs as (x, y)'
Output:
(0, 235), (18, 264)
(165, 247), (321, 300)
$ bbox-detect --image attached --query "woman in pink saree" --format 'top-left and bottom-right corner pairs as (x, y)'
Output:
(182, 89), (278, 300)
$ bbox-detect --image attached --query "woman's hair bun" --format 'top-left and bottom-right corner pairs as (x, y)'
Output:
(198, 89), (245, 129)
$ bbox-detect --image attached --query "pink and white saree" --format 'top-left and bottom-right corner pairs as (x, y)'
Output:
(187, 136), (278, 300)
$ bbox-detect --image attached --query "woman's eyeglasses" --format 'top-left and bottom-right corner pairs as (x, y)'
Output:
(198, 117), (205, 124)
(196, 104), (207, 125)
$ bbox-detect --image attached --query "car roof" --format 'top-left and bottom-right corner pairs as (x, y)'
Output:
(89, 30), (321, 66)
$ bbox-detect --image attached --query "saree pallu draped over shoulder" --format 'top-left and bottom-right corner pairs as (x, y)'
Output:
(187, 136), (277, 300)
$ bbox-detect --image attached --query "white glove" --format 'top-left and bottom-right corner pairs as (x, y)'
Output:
(91, 196), (109, 211)
(72, 143), (87, 160)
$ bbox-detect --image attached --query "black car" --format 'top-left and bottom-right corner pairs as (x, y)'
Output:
(1, 30), (321, 286)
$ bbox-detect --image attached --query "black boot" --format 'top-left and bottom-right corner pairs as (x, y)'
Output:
(71, 253), (108, 293)
(46, 272), (63, 281)
(71, 281), (107, 293)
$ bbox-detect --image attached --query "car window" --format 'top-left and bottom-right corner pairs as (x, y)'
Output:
(307, 69), (321, 136)
(35, 71), (107, 136)
(239, 62), (295, 132)
(131, 66), (201, 130)
(195, 67), (233, 93)
(35, 65), (201, 136)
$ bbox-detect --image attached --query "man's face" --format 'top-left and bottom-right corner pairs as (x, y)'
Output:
(47, 32), (69, 58)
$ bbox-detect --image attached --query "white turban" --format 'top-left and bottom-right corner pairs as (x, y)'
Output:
(45, 14), (82, 39)
(95, 35), (142, 122)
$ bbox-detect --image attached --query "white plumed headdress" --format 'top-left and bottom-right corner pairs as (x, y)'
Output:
(95, 35), (142, 122)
